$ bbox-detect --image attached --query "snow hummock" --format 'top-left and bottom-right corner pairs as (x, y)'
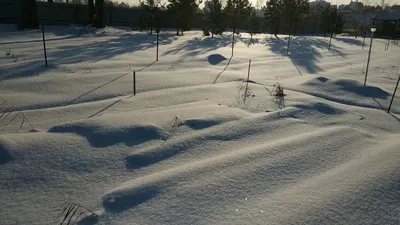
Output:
(0, 25), (399, 225)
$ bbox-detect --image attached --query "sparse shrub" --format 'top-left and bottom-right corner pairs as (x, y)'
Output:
(55, 202), (98, 225)
(5, 45), (11, 56)
(11, 54), (18, 62)
(60, 66), (74, 73)
(236, 81), (255, 105)
(171, 116), (184, 127)
(272, 81), (284, 97)
(0, 102), (35, 132)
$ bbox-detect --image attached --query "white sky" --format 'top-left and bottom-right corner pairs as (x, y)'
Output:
(118, 0), (400, 7)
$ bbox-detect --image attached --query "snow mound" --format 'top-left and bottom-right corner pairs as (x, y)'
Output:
(184, 118), (223, 130)
(48, 118), (169, 147)
(288, 77), (390, 109)
(102, 177), (161, 213)
(105, 125), (383, 216)
(292, 102), (345, 116)
(1, 27), (400, 224)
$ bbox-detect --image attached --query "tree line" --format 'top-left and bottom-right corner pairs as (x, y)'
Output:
(139, 0), (345, 38)
(22, 0), (345, 37)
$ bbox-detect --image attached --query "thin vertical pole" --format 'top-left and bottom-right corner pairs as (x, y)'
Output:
(362, 31), (366, 49)
(364, 32), (374, 86)
(244, 59), (251, 103)
(41, 24), (48, 67)
(386, 38), (390, 51)
(385, 39), (388, 51)
(387, 74), (400, 113)
(133, 71), (136, 96)
(231, 29), (235, 57)
(287, 34), (291, 55)
(156, 31), (159, 61)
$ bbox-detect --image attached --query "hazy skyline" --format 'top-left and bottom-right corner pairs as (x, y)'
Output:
(117, 0), (400, 7)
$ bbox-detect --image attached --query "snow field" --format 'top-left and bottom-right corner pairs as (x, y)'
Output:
(0, 25), (399, 225)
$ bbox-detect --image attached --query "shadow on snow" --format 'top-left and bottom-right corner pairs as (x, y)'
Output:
(1, 32), (178, 81)
(264, 36), (347, 74)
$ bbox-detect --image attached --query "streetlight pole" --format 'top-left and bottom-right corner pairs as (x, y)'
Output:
(364, 26), (376, 86)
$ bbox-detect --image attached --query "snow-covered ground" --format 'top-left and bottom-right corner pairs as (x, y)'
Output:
(0, 24), (399, 225)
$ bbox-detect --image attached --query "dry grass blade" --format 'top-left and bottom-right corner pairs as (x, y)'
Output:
(23, 114), (34, 130)
(12, 54), (18, 62)
(61, 204), (75, 224)
(18, 116), (25, 131)
(0, 101), (7, 109)
(171, 116), (183, 127)
(55, 203), (70, 222)
(272, 80), (285, 97)
(66, 206), (80, 225)
(5, 45), (11, 56)
(0, 102), (35, 132)
(1, 112), (21, 130)
(236, 81), (255, 106)
(75, 212), (85, 223)
(0, 105), (15, 122)
(0, 105), (12, 120)
(55, 202), (97, 225)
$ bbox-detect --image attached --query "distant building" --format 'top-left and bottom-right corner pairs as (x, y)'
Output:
(390, 5), (400, 11)
(348, 0), (363, 11)
(338, 0), (375, 31)
(372, 12), (400, 37)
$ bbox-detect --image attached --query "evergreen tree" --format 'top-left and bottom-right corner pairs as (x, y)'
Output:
(262, 0), (282, 36)
(88, 0), (94, 24)
(119, 2), (130, 8)
(18, 0), (39, 30)
(320, 7), (344, 50)
(320, 7), (345, 36)
(224, 0), (252, 34)
(168, 0), (201, 36)
(203, 0), (225, 38)
(104, 0), (117, 7)
(224, 0), (251, 56)
(140, 0), (163, 34)
(95, 0), (106, 28)
(248, 9), (261, 40)
(281, 0), (309, 35)
(308, 1), (326, 35)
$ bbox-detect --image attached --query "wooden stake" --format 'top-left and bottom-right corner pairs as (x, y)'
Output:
(387, 74), (400, 113)
(244, 59), (251, 102)
(362, 32), (366, 49)
(156, 30), (159, 61)
(287, 35), (291, 55)
(134, 71), (136, 95)
(231, 29), (235, 57)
